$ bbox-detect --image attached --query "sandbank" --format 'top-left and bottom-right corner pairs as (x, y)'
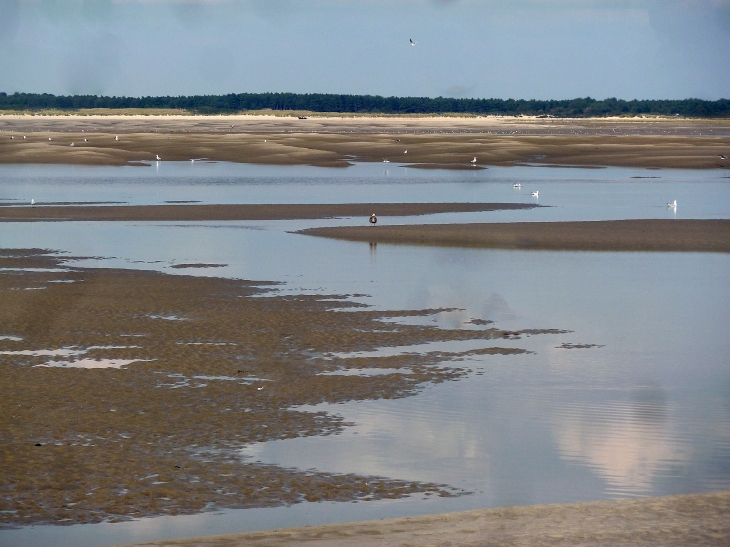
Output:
(114, 490), (730, 547)
(0, 202), (536, 222)
(300, 219), (730, 253)
(1, 115), (728, 169)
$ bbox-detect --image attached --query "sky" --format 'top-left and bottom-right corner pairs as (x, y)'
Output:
(0, 0), (728, 101)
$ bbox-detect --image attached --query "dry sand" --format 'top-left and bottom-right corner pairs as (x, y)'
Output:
(114, 490), (730, 547)
(1, 114), (729, 169)
(300, 219), (730, 253)
(0, 203), (536, 222)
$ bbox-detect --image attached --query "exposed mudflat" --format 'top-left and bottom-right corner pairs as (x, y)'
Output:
(300, 219), (730, 252)
(0, 249), (565, 527)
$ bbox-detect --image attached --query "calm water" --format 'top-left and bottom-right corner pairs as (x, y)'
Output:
(1, 163), (729, 547)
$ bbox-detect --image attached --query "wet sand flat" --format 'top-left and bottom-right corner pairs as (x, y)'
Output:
(1, 114), (729, 169)
(115, 490), (730, 547)
(0, 203), (536, 222)
(300, 219), (730, 253)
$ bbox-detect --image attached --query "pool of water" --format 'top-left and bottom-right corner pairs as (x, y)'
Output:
(1, 163), (729, 547)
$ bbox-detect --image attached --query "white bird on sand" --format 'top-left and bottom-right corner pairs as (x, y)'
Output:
(531, 191), (539, 197)
(48, 137), (52, 141)
(257, 386), (264, 391)
(115, 135), (119, 141)
(383, 158), (390, 163)
(404, 150), (407, 154)
(31, 199), (35, 206)
(668, 199), (677, 208)
(410, 38), (417, 46)
(156, 154), (161, 161)
(513, 183), (521, 188)
(471, 157), (477, 164)
(84, 138), (88, 142)
(720, 155), (728, 160)
(23, 136), (26, 139)
(70, 142), (74, 147)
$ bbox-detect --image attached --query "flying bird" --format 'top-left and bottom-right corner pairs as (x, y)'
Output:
(410, 39), (417, 46)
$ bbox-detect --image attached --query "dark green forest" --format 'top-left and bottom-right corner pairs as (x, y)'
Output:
(1, 92), (728, 117)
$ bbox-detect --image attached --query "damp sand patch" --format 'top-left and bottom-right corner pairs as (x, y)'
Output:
(1, 248), (567, 528)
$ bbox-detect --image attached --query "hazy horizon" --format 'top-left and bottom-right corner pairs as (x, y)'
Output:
(1, 1), (729, 102)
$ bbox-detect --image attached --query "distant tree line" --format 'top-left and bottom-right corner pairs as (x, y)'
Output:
(0, 92), (728, 117)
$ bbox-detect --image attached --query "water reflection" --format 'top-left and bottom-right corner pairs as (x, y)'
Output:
(551, 387), (689, 496)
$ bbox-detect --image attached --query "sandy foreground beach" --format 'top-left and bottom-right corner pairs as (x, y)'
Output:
(301, 219), (730, 253)
(1, 114), (729, 169)
(114, 490), (730, 547)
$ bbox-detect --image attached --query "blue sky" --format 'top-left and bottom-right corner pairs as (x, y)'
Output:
(0, 0), (728, 100)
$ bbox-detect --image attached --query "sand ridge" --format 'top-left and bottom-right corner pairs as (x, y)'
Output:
(300, 219), (730, 253)
(0, 202), (537, 222)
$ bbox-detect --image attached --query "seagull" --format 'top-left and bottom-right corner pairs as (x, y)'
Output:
(115, 135), (119, 141)
(720, 155), (728, 160)
(531, 191), (539, 197)
(257, 386), (264, 391)
(70, 142), (74, 147)
(23, 136), (26, 139)
(156, 154), (161, 161)
(31, 199), (35, 206)
(404, 150), (407, 154)
(410, 38), (417, 46)
(513, 183), (521, 188)
(383, 158), (390, 163)
(667, 199), (677, 208)
(48, 137), (52, 141)
(84, 138), (88, 142)
(471, 157), (477, 164)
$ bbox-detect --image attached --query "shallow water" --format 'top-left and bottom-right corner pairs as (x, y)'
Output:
(1, 163), (729, 547)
